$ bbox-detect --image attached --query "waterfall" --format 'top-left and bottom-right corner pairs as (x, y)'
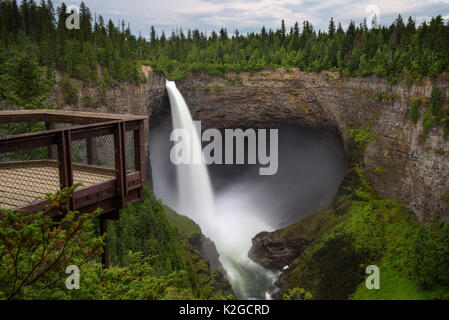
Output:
(165, 80), (279, 299)
(166, 80), (215, 237)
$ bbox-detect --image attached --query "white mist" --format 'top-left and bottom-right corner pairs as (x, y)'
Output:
(165, 80), (278, 299)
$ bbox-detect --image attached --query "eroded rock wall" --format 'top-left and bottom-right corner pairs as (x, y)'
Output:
(54, 68), (449, 221)
(173, 70), (449, 221)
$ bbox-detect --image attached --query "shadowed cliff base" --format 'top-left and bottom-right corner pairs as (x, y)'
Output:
(149, 118), (346, 298)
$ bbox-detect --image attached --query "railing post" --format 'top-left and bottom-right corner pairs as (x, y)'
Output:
(113, 122), (126, 208)
(57, 129), (74, 211)
(134, 120), (146, 199)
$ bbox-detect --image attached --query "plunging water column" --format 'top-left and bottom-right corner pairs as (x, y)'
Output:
(166, 80), (215, 237)
(165, 80), (278, 299)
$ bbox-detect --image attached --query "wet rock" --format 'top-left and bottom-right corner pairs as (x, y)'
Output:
(248, 231), (310, 270)
(188, 233), (225, 273)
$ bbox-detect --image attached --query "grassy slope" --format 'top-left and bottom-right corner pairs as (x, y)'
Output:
(351, 263), (449, 300)
(163, 205), (201, 238)
(279, 167), (449, 300)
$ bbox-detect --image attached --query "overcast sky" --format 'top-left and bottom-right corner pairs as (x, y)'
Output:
(58, 0), (449, 37)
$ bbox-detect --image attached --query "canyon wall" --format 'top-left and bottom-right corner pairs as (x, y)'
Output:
(53, 68), (449, 221)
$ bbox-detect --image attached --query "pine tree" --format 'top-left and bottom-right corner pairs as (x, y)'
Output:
(328, 17), (335, 38)
(280, 19), (286, 44)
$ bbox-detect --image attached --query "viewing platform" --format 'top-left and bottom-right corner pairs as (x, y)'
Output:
(0, 110), (148, 266)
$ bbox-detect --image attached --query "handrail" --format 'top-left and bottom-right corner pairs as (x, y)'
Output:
(0, 109), (147, 124)
(0, 110), (147, 213)
(0, 110), (148, 268)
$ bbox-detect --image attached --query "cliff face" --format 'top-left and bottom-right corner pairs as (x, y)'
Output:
(174, 70), (449, 222)
(49, 66), (166, 119)
(53, 68), (449, 222)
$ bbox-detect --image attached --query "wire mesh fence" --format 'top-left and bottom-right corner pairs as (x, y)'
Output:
(1, 116), (144, 212)
(0, 144), (60, 210)
(125, 130), (136, 172)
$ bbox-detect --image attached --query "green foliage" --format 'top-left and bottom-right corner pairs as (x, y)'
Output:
(144, 15), (449, 81)
(412, 220), (449, 289)
(0, 186), (232, 300)
(107, 188), (186, 274)
(349, 126), (377, 145)
(62, 77), (78, 104)
(348, 125), (378, 166)
(351, 263), (449, 300)
(163, 205), (200, 238)
(107, 187), (234, 300)
(0, 186), (104, 300)
(213, 85), (223, 93)
(0, 49), (55, 109)
(374, 166), (388, 174)
(376, 91), (397, 104)
(418, 85), (449, 142)
(430, 86), (443, 122)
(409, 97), (422, 124)
(282, 163), (449, 299)
(282, 287), (312, 300)
(69, 251), (194, 300)
(1, 1), (449, 88)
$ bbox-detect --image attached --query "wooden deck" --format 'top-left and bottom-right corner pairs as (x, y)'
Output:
(0, 160), (115, 210)
(0, 110), (148, 267)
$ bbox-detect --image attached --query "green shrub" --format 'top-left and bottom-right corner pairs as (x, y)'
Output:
(374, 166), (388, 174)
(62, 77), (78, 104)
(213, 85), (223, 93)
(348, 125), (378, 165)
(422, 86), (443, 136)
(0, 186), (104, 300)
(412, 220), (449, 289)
(430, 86), (442, 121)
(376, 91), (397, 104)
(409, 97), (422, 124)
(283, 287), (312, 300)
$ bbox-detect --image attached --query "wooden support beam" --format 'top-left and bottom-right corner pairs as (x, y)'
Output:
(57, 130), (74, 211)
(134, 120), (146, 199)
(114, 122), (127, 208)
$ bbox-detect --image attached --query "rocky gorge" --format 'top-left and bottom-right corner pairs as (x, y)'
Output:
(52, 67), (449, 222)
(48, 67), (449, 298)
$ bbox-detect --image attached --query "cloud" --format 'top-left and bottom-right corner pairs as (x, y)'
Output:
(57, 0), (449, 36)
